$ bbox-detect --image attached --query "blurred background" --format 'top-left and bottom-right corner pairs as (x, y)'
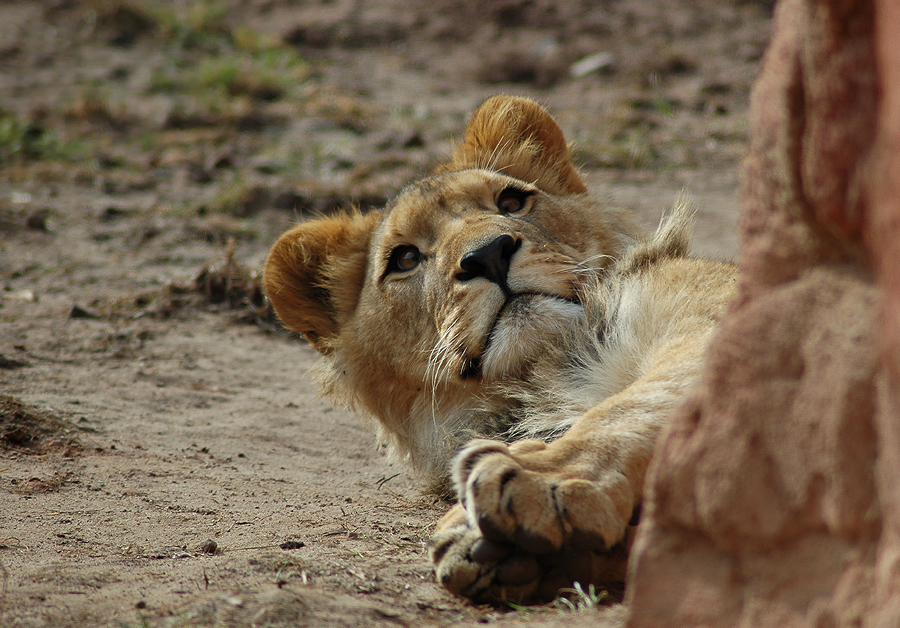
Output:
(1, 0), (772, 272)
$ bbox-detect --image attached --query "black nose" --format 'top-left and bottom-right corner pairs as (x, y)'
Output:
(456, 234), (521, 288)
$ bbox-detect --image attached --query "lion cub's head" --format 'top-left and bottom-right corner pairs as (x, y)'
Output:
(264, 96), (640, 479)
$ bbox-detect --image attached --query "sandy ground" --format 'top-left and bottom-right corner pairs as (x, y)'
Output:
(0, 1), (771, 626)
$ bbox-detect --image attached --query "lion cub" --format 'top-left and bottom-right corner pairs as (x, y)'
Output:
(264, 95), (735, 603)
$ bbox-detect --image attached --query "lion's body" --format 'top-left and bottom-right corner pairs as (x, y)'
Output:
(264, 96), (736, 602)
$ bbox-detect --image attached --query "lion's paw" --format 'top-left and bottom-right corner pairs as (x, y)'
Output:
(428, 505), (535, 602)
(453, 438), (638, 557)
(428, 436), (641, 604)
(428, 504), (631, 603)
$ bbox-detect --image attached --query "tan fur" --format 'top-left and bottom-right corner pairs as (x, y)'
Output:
(264, 95), (737, 603)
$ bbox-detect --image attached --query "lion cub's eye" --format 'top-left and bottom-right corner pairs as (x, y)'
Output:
(496, 188), (531, 214)
(386, 245), (422, 274)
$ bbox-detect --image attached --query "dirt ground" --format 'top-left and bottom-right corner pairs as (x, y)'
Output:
(0, 1), (771, 626)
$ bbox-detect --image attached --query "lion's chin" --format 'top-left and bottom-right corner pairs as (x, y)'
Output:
(480, 295), (583, 380)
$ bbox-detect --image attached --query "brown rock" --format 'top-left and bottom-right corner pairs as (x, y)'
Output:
(626, 0), (900, 626)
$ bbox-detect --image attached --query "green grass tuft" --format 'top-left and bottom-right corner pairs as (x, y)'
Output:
(553, 582), (609, 612)
(0, 110), (81, 165)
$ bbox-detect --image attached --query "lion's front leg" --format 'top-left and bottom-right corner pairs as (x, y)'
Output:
(429, 366), (689, 603)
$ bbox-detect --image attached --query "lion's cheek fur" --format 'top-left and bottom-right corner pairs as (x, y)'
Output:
(320, 334), (482, 479)
(318, 291), (474, 470)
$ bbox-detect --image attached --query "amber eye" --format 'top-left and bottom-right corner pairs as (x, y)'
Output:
(496, 188), (530, 214)
(387, 245), (422, 274)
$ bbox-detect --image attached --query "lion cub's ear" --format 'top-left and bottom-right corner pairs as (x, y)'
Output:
(263, 211), (381, 353)
(438, 95), (587, 195)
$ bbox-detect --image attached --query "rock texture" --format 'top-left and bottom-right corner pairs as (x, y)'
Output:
(626, 0), (900, 626)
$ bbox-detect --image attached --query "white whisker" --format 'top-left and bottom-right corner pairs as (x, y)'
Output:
(484, 137), (508, 171)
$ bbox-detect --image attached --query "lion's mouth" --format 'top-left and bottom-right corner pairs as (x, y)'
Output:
(459, 292), (582, 380)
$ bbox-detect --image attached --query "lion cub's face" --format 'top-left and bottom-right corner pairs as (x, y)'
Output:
(372, 169), (620, 385)
(264, 96), (639, 470)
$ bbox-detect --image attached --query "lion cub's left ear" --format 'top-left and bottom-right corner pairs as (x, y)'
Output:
(438, 95), (587, 195)
(263, 210), (381, 353)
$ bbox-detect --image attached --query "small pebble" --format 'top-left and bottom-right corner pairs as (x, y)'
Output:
(26, 209), (49, 231)
(200, 539), (218, 554)
(69, 304), (99, 319)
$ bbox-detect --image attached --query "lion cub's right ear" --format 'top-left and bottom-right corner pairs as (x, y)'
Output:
(263, 210), (381, 353)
